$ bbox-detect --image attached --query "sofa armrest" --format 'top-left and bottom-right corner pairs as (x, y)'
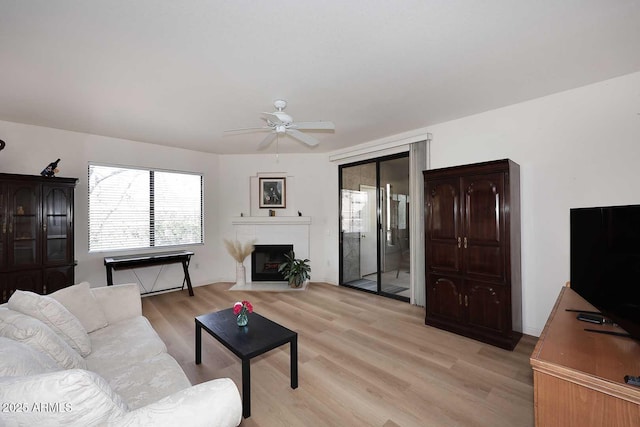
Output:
(0, 369), (128, 427)
(91, 283), (142, 324)
(113, 378), (242, 427)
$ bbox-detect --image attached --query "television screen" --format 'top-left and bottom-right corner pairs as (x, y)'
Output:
(570, 204), (640, 341)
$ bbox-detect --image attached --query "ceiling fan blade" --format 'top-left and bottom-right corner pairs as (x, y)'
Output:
(291, 121), (335, 130)
(261, 112), (283, 125)
(258, 132), (277, 149)
(224, 126), (270, 133)
(287, 129), (319, 146)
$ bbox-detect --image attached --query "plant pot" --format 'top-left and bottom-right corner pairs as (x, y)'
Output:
(236, 263), (246, 286)
(289, 279), (306, 288)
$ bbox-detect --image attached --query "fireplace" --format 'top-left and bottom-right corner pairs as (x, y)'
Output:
(232, 215), (310, 283)
(251, 244), (293, 282)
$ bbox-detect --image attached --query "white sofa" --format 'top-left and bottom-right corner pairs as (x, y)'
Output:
(0, 282), (242, 427)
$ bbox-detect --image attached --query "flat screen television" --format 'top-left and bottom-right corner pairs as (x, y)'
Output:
(570, 204), (640, 341)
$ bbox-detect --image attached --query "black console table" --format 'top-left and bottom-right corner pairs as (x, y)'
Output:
(103, 250), (194, 296)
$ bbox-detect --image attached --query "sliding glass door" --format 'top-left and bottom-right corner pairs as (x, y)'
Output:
(339, 153), (410, 301)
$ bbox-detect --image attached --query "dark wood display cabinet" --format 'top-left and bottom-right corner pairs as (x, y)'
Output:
(0, 173), (78, 303)
(423, 159), (522, 350)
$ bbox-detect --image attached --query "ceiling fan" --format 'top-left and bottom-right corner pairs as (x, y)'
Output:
(225, 100), (335, 148)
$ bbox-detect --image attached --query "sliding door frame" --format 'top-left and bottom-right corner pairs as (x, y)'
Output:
(338, 152), (409, 302)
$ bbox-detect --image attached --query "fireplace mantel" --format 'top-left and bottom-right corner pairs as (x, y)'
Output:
(231, 216), (311, 226)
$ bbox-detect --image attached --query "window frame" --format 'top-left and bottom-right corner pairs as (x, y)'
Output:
(88, 162), (204, 253)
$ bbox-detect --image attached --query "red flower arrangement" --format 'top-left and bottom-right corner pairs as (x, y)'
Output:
(233, 300), (253, 316)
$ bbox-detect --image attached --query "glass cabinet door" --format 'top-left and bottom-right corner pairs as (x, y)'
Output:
(9, 183), (40, 267)
(43, 186), (72, 264)
(0, 185), (5, 270)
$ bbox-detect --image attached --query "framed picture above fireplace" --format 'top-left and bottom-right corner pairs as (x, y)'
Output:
(259, 177), (286, 208)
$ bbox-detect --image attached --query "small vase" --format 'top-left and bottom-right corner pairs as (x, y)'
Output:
(237, 312), (248, 327)
(236, 263), (246, 286)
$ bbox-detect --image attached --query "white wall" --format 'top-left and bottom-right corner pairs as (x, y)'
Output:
(422, 71), (640, 336)
(0, 121), (221, 290)
(216, 154), (338, 283)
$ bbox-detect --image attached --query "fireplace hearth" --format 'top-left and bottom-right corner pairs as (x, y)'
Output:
(251, 244), (293, 282)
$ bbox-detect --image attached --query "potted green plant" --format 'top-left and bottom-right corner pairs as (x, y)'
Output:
(278, 250), (311, 288)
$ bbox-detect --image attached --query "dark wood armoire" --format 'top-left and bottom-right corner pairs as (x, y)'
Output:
(423, 159), (522, 350)
(0, 173), (78, 303)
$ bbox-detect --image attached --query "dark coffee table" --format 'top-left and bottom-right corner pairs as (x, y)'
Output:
(195, 308), (298, 418)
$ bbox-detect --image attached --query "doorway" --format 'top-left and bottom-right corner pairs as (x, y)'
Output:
(339, 153), (410, 301)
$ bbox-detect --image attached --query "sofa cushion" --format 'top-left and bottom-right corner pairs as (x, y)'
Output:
(91, 283), (143, 324)
(0, 369), (128, 426)
(0, 308), (86, 370)
(50, 281), (109, 333)
(97, 352), (192, 410)
(85, 316), (167, 373)
(8, 290), (91, 357)
(0, 336), (60, 377)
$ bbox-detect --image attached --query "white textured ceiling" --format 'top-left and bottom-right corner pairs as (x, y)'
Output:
(1, 1), (639, 154)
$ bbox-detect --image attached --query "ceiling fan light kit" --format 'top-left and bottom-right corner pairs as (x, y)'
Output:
(225, 99), (335, 149)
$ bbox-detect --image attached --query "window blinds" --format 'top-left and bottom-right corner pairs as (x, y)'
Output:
(88, 164), (203, 251)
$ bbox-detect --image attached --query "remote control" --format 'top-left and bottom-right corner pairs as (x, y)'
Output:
(576, 313), (605, 324)
(624, 375), (640, 387)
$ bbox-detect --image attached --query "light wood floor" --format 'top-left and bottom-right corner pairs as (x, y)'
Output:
(142, 282), (537, 427)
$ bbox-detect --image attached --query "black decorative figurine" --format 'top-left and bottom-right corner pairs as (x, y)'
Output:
(41, 158), (60, 177)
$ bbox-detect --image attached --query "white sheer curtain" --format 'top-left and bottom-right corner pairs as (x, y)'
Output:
(409, 139), (428, 306)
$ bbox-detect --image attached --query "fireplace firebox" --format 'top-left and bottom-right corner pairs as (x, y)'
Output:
(251, 244), (293, 282)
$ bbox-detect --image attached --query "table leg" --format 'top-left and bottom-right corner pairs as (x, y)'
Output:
(182, 259), (194, 296)
(195, 322), (202, 365)
(242, 358), (251, 418)
(291, 334), (298, 389)
(106, 266), (113, 286)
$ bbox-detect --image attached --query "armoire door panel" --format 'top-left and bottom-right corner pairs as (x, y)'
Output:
(427, 274), (464, 324)
(44, 266), (74, 295)
(426, 179), (460, 241)
(7, 270), (43, 298)
(428, 242), (460, 272)
(465, 245), (504, 280)
(465, 281), (508, 334)
(463, 174), (504, 244)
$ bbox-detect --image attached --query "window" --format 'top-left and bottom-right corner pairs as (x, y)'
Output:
(88, 164), (203, 251)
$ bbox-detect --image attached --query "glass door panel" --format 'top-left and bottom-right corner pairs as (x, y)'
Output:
(10, 184), (39, 267)
(379, 156), (410, 299)
(44, 187), (70, 264)
(0, 187), (5, 269)
(340, 162), (378, 291)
